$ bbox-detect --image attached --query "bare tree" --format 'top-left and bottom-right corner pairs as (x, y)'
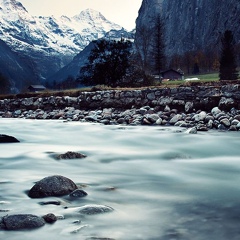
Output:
(135, 25), (154, 77)
(150, 14), (166, 82)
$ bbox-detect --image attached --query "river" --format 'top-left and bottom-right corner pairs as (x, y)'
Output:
(0, 118), (240, 240)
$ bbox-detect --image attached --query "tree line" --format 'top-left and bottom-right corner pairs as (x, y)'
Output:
(75, 15), (239, 88)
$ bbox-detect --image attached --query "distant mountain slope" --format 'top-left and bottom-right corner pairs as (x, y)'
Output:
(47, 29), (135, 84)
(0, 0), (132, 92)
(0, 39), (39, 92)
(46, 41), (95, 85)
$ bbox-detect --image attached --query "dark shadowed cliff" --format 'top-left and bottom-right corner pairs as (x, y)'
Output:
(135, 0), (240, 56)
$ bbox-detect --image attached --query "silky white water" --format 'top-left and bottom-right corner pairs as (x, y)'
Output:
(0, 118), (240, 240)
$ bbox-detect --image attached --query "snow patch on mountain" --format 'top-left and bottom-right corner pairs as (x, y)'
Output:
(0, 0), (129, 80)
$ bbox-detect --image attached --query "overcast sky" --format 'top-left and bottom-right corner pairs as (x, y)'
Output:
(19, 0), (142, 30)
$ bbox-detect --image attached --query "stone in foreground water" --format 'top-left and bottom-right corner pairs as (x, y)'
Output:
(1, 214), (45, 230)
(28, 175), (78, 198)
(55, 151), (87, 160)
(77, 205), (114, 215)
(0, 134), (19, 143)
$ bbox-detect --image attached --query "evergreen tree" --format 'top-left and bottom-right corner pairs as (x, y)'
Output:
(79, 38), (132, 87)
(219, 30), (239, 80)
(193, 62), (200, 74)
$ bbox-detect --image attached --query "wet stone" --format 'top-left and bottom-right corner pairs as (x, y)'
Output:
(28, 175), (78, 198)
(86, 238), (115, 240)
(175, 121), (189, 128)
(197, 124), (208, 131)
(234, 115), (240, 121)
(229, 125), (238, 131)
(231, 119), (239, 125)
(137, 107), (148, 115)
(42, 213), (57, 224)
(207, 119), (214, 129)
(39, 200), (61, 206)
(69, 189), (88, 198)
(55, 151), (87, 160)
(155, 118), (163, 125)
(100, 119), (110, 125)
(185, 101), (194, 113)
(77, 205), (114, 215)
(218, 124), (228, 131)
(211, 107), (221, 117)
(147, 114), (160, 123)
(0, 134), (20, 143)
(142, 117), (151, 125)
(169, 114), (182, 125)
(186, 127), (197, 134)
(164, 105), (171, 112)
(220, 118), (231, 127)
(116, 118), (125, 124)
(1, 214), (45, 230)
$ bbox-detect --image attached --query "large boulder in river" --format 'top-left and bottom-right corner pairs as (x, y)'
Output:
(28, 175), (78, 198)
(0, 214), (45, 230)
(0, 134), (19, 143)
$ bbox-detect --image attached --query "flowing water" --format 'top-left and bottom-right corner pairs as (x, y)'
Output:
(0, 118), (240, 240)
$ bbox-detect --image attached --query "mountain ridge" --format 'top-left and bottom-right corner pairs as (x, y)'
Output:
(0, 0), (131, 92)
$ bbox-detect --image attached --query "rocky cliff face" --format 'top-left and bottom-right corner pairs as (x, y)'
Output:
(135, 0), (240, 56)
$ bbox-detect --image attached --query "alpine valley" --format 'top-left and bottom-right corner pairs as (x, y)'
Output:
(0, 0), (133, 92)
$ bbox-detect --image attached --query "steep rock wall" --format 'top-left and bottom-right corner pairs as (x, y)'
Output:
(135, 0), (240, 56)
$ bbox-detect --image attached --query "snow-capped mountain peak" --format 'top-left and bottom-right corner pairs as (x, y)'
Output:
(73, 8), (106, 22)
(0, 0), (30, 21)
(0, 0), (133, 91)
(1, 0), (27, 11)
(0, 0), (127, 55)
(72, 8), (122, 33)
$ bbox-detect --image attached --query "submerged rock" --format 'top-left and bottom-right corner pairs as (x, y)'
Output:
(69, 189), (88, 198)
(0, 134), (19, 143)
(86, 238), (115, 240)
(77, 205), (114, 215)
(186, 127), (197, 134)
(39, 200), (61, 206)
(0, 214), (45, 230)
(55, 151), (87, 160)
(28, 175), (78, 198)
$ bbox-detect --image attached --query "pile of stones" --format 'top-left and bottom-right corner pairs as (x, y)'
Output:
(0, 85), (240, 131)
(1, 105), (240, 131)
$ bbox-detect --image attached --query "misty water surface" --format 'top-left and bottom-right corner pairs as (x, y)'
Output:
(0, 119), (240, 240)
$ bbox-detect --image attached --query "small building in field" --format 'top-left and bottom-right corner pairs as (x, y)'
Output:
(28, 85), (46, 92)
(161, 69), (184, 81)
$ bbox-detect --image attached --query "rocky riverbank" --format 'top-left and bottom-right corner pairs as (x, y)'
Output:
(0, 84), (240, 131)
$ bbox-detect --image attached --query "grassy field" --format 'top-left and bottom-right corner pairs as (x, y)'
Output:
(186, 72), (219, 81)
(1, 72), (239, 100)
(160, 72), (219, 87)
